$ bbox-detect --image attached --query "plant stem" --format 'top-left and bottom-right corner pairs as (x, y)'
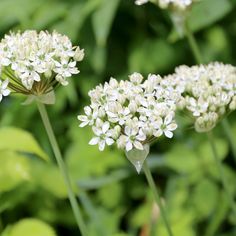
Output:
(143, 161), (174, 236)
(184, 22), (203, 64)
(207, 131), (236, 217)
(37, 102), (87, 236)
(221, 118), (236, 165)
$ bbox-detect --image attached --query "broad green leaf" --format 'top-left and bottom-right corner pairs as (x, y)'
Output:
(169, 0), (232, 41)
(0, 127), (48, 160)
(188, 0), (232, 32)
(53, 0), (101, 41)
(0, 151), (30, 192)
(5, 218), (56, 236)
(92, 0), (120, 46)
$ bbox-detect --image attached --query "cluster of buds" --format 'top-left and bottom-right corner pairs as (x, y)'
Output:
(0, 30), (84, 104)
(166, 62), (236, 132)
(78, 73), (181, 172)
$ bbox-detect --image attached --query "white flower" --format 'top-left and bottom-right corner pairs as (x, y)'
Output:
(89, 120), (114, 151)
(78, 73), (180, 152)
(0, 30), (84, 97)
(77, 106), (98, 127)
(54, 60), (79, 77)
(153, 114), (178, 138)
(0, 79), (10, 101)
(122, 124), (146, 151)
(166, 62), (236, 132)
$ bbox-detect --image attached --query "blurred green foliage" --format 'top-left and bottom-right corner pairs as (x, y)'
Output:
(0, 0), (236, 235)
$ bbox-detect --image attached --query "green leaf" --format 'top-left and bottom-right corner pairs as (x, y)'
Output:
(169, 0), (232, 41)
(0, 151), (30, 192)
(4, 218), (56, 236)
(53, 0), (101, 41)
(188, 0), (232, 32)
(0, 127), (48, 160)
(92, 0), (120, 46)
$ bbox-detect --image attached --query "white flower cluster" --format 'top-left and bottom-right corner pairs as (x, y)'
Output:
(135, 0), (195, 10)
(0, 30), (84, 100)
(78, 73), (180, 152)
(166, 62), (236, 132)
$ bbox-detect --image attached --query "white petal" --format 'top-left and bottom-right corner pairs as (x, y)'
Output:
(126, 142), (133, 152)
(154, 129), (163, 137)
(2, 79), (9, 89)
(77, 115), (88, 122)
(134, 141), (143, 150)
(164, 114), (173, 125)
(89, 137), (99, 145)
(167, 123), (177, 131)
(102, 122), (110, 133)
(84, 106), (91, 116)
(106, 138), (114, 146)
(99, 140), (106, 151)
(79, 121), (89, 127)
(164, 130), (173, 138)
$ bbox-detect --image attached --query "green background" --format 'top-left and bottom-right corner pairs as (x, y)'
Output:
(0, 0), (236, 235)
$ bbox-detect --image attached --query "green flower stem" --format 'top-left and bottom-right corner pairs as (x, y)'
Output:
(221, 118), (236, 165)
(143, 161), (174, 236)
(184, 22), (203, 64)
(207, 131), (236, 217)
(37, 102), (87, 236)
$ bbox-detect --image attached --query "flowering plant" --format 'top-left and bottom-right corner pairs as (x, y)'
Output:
(78, 73), (182, 172)
(0, 30), (84, 104)
(166, 62), (236, 132)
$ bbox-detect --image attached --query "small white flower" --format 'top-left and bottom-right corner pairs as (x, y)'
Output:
(153, 114), (178, 138)
(0, 79), (10, 101)
(89, 121), (114, 151)
(123, 124), (146, 151)
(54, 60), (79, 77)
(77, 106), (98, 127)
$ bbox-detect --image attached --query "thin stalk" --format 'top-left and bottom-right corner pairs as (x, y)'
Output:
(207, 131), (236, 217)
(221, 118), (236, 165)
(184, 22), (203, 64)
(36, 102), (87, 236)
(143, 161), (174, 236)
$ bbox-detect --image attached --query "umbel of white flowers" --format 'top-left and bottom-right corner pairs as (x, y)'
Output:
(78, 73), (182, 173)
(0, 30), (84, 104)
(135, 0), (195, 11)
(166, 62), (236, 132)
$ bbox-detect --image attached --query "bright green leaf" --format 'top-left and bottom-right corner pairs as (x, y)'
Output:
(92, 0), (120, 46)
(5, 218), (56, 236)
(0, 127), (48, 160)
